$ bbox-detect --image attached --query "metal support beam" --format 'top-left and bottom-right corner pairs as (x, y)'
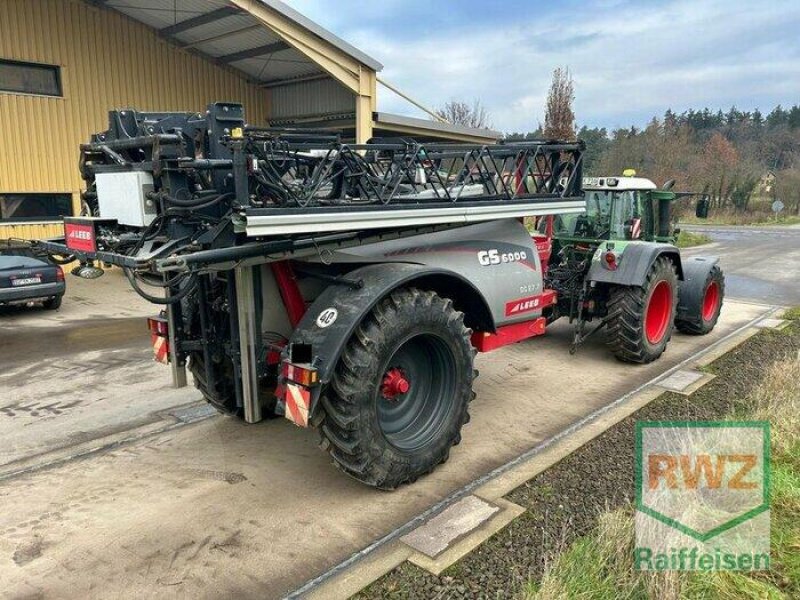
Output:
(235, 265), (263, 423)
(218, 41), (290, 64)
(166, 297), (188, 389)
(260, 73), (330, 88)
(178, 24), (262, 49)
(377, 76), (449, 123)
(229, 0), (365, 92)
(355, 68), (376, 144)
(160, 6), (242, 36)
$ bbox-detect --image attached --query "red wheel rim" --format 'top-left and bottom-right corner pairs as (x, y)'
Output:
(645, 280), (672, 344)
(701, 281), (720, 322)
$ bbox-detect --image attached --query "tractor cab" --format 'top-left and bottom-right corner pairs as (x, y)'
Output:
(544, 171), (679, 245)
(538, 169), (724, 363)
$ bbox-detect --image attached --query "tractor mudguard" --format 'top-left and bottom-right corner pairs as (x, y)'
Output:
(586, 242), (684, 287)
(675, 255), (721, 323)
(284, 262), (492, 410)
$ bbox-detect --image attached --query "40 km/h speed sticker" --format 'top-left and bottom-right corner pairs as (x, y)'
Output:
(315, 307), (338, 328)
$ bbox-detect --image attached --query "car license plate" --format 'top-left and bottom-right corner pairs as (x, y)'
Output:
(12, 277), (41, 286)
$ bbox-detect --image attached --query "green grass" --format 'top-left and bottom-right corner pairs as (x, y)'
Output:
(676, 230), (712, 248)
(782, 307), (800, 321)
(680, 212), (800, 227)
(525, 333), (800, 600)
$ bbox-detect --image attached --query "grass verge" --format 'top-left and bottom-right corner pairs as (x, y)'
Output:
(356, 312), (800, 600)
(530, 353), (800, 600)
(676, 230), (712, 248)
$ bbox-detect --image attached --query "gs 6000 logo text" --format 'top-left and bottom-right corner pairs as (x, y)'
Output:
(477, 249), (527, 267)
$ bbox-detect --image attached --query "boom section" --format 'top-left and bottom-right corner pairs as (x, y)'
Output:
(43, 103), (585, 272)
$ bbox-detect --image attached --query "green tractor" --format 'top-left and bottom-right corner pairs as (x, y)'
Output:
(540, 170), (724, 363)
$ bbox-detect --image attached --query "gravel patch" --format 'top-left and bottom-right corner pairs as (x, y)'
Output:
(356, 324), (800, 599)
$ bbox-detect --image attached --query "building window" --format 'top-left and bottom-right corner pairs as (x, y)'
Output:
(0, 194), (72, 222)
(0, 59), (62, 97)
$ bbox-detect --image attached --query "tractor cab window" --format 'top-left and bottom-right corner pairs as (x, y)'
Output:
(610, 191), (641, 239)
(543, 189), (644, 240)
(545, 190), (612, 238)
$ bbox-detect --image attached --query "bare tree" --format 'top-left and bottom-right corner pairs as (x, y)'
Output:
(543, 67), (576, 140)
(774, 168), (800, 216)
(435, 99), (491, 129)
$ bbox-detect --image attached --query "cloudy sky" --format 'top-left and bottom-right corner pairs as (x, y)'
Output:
(285, 0), (800, 134)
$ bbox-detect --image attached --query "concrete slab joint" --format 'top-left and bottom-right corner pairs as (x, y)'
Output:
(655, 369), (715, 395)
(401, 495), (499, 558)
(755, 318), (789, 330)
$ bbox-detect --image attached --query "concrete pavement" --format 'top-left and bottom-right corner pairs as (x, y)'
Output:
(0, 297), (772, 599)
(1, 228), (797, 599)
(1, 271), (201, 470)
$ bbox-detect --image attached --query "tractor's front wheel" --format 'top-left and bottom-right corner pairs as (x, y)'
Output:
(314, 288), (475, 489)
(676, 265), (725, 335)
(606, 256), (678, 363)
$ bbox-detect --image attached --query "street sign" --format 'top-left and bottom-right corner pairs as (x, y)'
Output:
(772, 199), (785, 214)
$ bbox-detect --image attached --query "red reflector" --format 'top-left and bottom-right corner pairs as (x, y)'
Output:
(64, 221), (97, 253)
(147, 316), (169, 337)
(604, 251), (617, 270)
(56, 266), (65, 282)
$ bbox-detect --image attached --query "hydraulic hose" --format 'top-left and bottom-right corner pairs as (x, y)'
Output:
(153, 191), (233, 209)
(124, 267), (198, 305)
(47, 253), (77, 265)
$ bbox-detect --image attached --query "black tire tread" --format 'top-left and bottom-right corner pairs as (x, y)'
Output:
(188, 351), (240, 416)
(675, 265), (725, 335)
(606, 256), (678, 364)
(315, 287), (476, 490)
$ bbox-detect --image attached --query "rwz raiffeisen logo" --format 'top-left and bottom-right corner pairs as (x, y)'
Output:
(635, 422), (770, 571)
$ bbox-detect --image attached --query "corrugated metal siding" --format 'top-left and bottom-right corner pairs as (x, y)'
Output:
(0, 0), (270, 238)
(0, 222), (64, 241)
(270, 78), (354, 120)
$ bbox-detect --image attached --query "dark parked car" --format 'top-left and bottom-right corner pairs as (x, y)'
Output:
(0, 240), (65, 310)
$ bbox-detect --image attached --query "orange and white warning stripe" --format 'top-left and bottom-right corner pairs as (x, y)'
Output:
(151, 334), (169, 364)
(631, 217), (642, 239)
(285, 382), (311, 427)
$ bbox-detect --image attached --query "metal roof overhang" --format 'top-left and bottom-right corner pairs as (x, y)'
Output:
(83, 1), (497, 144)
(266, 112), (501, 144)
(374, 112), (501, 144)
(85, 0), (382, 89)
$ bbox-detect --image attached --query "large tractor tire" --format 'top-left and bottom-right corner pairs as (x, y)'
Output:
(189, 351), (278, 418)
(188, 351), (240, 415)
(676, 265), (725, 335)
(606, 256), (679, 364)
(313, 287), (476, 490)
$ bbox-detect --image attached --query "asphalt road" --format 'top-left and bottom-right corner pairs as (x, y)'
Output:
(0, 228), (795, 599)
(681, 224), (800, 306)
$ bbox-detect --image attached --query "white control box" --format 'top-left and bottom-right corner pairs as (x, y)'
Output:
(95, 171), (156, 227)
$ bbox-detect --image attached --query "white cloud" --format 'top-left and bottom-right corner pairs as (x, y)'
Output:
(285, 0), (800, 132)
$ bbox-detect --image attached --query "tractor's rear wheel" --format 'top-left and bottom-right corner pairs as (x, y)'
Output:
(676, 265), (725, 335)
(606, 256), (678, 363)
(313, 287), (475, 489)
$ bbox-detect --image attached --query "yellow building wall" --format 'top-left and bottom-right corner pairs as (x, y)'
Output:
(0, 0), (271, 240)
